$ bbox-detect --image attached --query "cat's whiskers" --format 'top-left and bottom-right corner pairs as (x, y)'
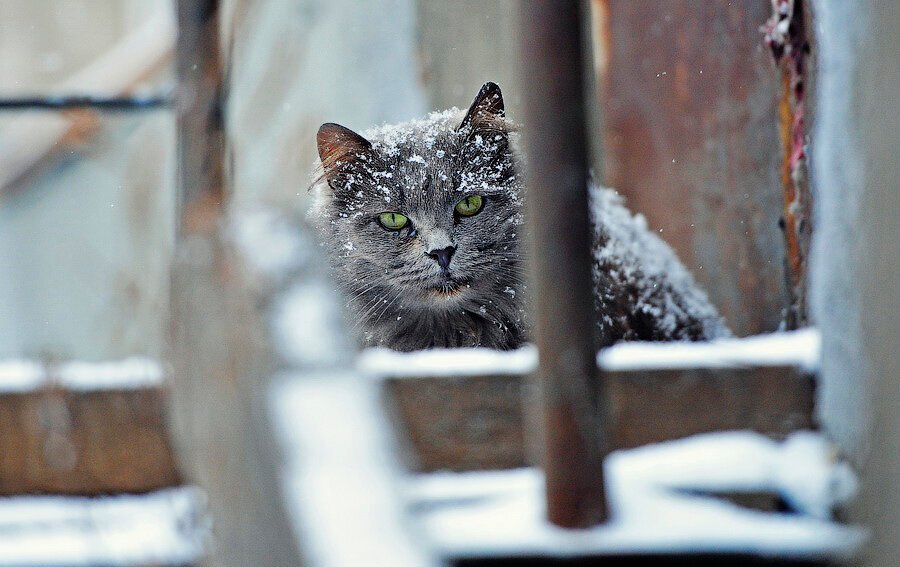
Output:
(350, 279), (398, 330)
(370, 286), (406, 326)
(343, 274), (390, 302)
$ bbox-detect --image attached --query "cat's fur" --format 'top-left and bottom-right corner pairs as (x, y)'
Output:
(312, 83), (729, 351)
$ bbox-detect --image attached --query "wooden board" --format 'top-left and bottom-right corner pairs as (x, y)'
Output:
(0, 387), (181, 495)
(384, 366), (815, 472)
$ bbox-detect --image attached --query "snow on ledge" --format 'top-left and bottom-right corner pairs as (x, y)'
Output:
(0, 357), (164, 392)
(358, 345), (538, 378)
(358, 329), (820, 379)
(0, 487), (206, 567)
(410, 431), (864, 561)
(598, 328), (821, 373)
(271, 372), (439, 566)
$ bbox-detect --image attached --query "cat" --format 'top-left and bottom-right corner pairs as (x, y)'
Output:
(311, 82), (730, 351)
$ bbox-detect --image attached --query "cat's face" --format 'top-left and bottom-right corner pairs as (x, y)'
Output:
(313, 83), (526, 338)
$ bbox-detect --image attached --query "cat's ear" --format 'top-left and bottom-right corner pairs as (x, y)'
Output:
(317, 123), (372, 179)
(458, 82), (505, 133)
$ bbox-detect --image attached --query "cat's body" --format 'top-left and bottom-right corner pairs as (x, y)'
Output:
(312, 83), (729, 351)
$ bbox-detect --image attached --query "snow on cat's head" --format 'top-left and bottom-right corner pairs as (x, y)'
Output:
(311, 83), (527, 350)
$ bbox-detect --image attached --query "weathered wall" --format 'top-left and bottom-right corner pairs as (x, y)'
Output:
(0, 0), (169, 94)
(0, 0), (174, 361)
(598, 1), (790, 336)
(415, 0), (521, 118)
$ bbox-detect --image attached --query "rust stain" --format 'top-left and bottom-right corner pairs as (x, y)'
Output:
(590, 0), (612, 80)
(778, 73), (802, 279)
(763, 0), (811, 329)
(675, 59), (690, 103)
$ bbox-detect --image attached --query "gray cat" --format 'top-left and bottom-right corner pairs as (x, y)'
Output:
(311, 83), (729, 351)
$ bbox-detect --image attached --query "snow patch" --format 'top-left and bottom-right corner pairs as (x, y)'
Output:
(229, 207), (311, 279)
(598, 328), (821, 372)
(358, 329), (821, 379)
(273, 282), (346, 368)
(0, 487), (206, 567)
(410, 431), (864, 560)
(0, 358), (163, 392)
(358, 345), (537, 378)
(270, 372), (437, 566)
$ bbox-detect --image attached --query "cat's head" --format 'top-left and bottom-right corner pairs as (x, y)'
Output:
(312, 83), (525, 328)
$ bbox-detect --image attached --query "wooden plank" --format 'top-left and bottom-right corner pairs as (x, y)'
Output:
(595, 0), (789, 336)
(0, 387), (181, 495)
(451, 553), (830, 566)
(384, 366), (815, 472)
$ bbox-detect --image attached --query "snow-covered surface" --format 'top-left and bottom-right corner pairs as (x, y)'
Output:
(0, 357), (164, 392)
(273, 282), (350, 368)
(810, 0), (881, 465)
(358, 328), (820, 379)
(0, 487), (206, 566)
(229, 206), (354, 369)
(359, 345), (537, 378)
(589, 186), (732, 341)
(230, 207), (312, 280)
(598, 327), (821, 372)
(410, 431), (865, 560)
(270, 372), (438, 567)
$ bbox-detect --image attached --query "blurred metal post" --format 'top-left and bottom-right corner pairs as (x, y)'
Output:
(169, 1), (306, 566)
(175, 0), (226, 220)
(518, 0), (609, 527)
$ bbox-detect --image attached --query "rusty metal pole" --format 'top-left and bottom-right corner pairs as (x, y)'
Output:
(518, 0), (609, 527)
(175, 0), (226, 226)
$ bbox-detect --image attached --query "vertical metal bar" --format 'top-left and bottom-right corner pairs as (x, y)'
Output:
(518, 0), (609, 527)
(176, 0), (226, 230)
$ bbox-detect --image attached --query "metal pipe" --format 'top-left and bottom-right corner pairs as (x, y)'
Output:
(176, 0), (227, 223)
(0, 95), (171, 111)
(518, 0), (610, 527)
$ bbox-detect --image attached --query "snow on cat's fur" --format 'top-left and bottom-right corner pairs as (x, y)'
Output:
(311, 82), (729, 351)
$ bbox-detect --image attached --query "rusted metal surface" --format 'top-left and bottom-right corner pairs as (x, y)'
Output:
(384, 366), (815, 473)
(175, 0), (226, 224)
(518, 0), (610, 528)
(762, 0), (812, 329)
(595, 0), (790, 336)
(0, 387), (181, 495)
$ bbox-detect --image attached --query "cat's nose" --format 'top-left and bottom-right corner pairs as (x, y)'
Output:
(426, 245), (456, 271)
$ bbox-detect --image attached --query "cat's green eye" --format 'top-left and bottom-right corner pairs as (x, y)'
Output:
(377, 211), (409, 231)
(455, 195), (484, 217)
